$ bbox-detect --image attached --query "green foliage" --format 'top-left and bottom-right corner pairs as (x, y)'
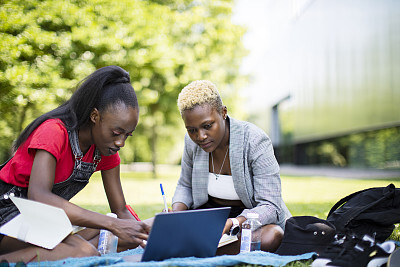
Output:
(279, 125), (400, 169)
(0, 0), (247, 163)
(348, 127), (400, 168)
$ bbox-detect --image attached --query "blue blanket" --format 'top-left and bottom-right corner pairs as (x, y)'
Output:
(17, 248), (314, 267)
(12, 240), (400, 266)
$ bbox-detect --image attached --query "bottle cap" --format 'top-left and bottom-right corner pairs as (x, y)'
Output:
(106, 213), (118, 218)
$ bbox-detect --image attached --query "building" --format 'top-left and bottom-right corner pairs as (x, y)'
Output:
(266, 0), (400, 169)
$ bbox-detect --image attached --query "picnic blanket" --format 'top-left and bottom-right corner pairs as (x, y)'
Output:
(13, 248), (315, 267)
(8, 240), (400, 266)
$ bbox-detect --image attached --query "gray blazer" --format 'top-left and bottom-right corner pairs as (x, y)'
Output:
(172, 117), (291, 229)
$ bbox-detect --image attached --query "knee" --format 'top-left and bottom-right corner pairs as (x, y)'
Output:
(77, 241), (99, 257)
(65, 235), (99, 257)
(272, 225), (284, 242)
(261, 225), (284, 252)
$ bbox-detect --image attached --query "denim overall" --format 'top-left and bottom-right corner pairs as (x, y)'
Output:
(0, 130), (101, 230)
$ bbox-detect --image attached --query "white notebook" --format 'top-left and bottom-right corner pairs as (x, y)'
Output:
(218, 233), (238, 247)
(0, 196), (74, 249)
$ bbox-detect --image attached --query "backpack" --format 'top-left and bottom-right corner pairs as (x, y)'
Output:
(326, 183), (400, 242)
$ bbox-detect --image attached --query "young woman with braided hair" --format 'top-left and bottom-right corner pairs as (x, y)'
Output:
(0, 66), (150, 262)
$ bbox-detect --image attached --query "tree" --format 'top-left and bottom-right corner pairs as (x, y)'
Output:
(0, 0), (247, 175)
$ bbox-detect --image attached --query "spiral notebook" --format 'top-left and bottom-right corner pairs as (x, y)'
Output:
(125, 207), (231, 262)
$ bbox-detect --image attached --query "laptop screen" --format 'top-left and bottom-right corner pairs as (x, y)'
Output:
(141, 207), (231, 261)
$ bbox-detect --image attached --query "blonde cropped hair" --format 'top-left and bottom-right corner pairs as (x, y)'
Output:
(177, 80), (224, 115)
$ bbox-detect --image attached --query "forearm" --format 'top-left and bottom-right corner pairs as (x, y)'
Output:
(172, 139), (195, 209)
(27, 149), (113, 229)
(239, 204), (280, 226)
(28, 188), (115, 230)
(172, 202), (188, 212)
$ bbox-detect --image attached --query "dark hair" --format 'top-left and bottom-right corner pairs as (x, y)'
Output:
(13, 65), (138, 151)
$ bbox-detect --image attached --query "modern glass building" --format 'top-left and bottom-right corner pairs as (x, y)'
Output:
(267, 0), (400, 169)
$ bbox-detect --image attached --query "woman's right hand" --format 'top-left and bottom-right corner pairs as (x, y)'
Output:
(171, 202), (188, 212)
(112, 218), (150, 250)
(162, 207), (173, 213)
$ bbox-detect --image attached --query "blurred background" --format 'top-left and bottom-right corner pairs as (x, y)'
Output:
(234, 0), (400, 170)
(1, 0), (399, 175)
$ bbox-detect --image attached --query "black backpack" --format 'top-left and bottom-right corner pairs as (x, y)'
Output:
(326, 183), (400, 242)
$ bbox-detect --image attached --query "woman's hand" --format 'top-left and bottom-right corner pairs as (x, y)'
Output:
(222, 219), (233, 236)
(162, 207), (173, 213)
(222, 216), (245, 236)
(100, 167), (150, 249)
(112, 218), (150, 250)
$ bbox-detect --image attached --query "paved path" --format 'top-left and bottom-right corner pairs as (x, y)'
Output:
(280, 164), (400, 179)
(122, 163), (400, 179)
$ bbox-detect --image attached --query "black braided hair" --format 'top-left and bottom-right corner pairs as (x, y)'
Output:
(13, 65), (138, 151)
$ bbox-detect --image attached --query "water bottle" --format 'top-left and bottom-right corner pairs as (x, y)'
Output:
(240, 212), (262, 253)
(98, 213), (119, 255)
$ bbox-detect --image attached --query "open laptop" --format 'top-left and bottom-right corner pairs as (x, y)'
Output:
(125, 207), (230, 262)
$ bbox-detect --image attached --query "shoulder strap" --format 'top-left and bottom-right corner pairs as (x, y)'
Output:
(327, 184), (395, 217)
(67, 130), (83, 159)
(327, 184), (396, 230)
(327, 188), (369, 217)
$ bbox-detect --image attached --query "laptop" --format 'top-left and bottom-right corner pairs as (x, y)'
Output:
(125, 207), (230, 262)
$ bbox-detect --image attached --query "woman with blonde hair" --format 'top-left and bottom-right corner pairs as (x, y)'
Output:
(172, 80), (291, 253)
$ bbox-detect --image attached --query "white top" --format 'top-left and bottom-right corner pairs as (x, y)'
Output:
(207, 173), (240, 200)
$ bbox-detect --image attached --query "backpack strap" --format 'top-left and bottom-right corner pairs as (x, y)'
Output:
(327, 184), (395, 229)
(327, 188), (368, 217)
(327, 184), (395, 217)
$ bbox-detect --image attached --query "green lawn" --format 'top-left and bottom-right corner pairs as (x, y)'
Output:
(70, 167), (400, 266)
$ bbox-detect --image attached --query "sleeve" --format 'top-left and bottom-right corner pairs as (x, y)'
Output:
(96, 153), (121, 171)
(27, 120), (69, 160)
(241, 125), (285, 225)
(172, 134), (195, 208)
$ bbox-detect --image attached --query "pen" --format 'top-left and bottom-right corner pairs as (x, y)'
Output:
(125, 204), (141, 221)
(160, 183), (169, 213)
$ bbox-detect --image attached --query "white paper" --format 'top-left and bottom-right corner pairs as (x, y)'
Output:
(218, 233), (238, 248)
(0, 196), (73, 249)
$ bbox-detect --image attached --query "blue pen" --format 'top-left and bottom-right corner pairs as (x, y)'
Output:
(160, 183), (169, 213)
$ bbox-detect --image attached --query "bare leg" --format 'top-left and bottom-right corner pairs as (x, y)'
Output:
(0, 236), (30, 255)
(75, 227), (142, 252)
(75, 228), (100, 248)
(216, 224), (284, 255)
(76, 222), (153, 253)
(0, 234), (99, 263)
(260, 224), (284, 252)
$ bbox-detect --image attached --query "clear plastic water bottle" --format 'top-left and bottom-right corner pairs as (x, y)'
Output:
(98, 213), (119, 255)
(240, 212), (262, 253)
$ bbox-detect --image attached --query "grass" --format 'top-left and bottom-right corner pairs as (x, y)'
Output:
(70, 166), (400, 266)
